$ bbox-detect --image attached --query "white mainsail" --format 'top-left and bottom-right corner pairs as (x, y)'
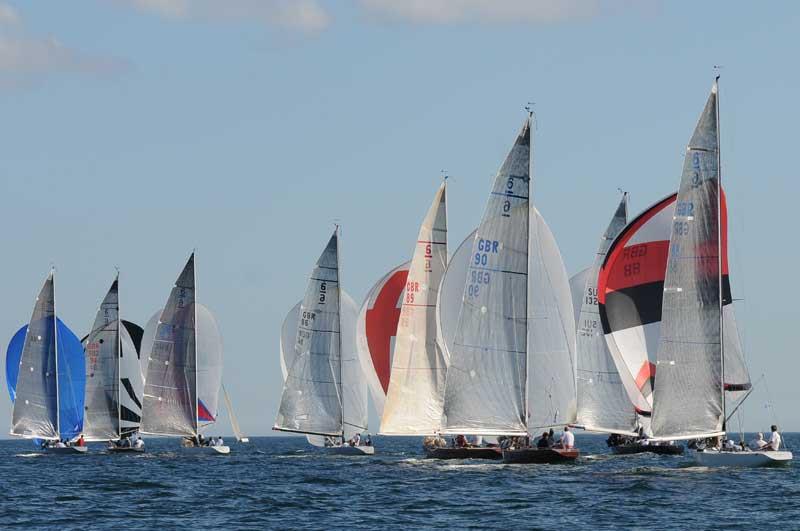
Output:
(650, 81), (730, 441)
(221, 383), (247, 442)
(380, 182), (449, 435)
(275, 229), (368, 439)
(279, 291), (363, 445)
(574, 196), (637, 435)
(441, 117), (576, 436)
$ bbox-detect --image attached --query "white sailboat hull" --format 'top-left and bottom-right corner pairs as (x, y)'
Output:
(181, 445), (231, 455)
(694, 449), (792, 467)
(44, 446), (88, 455)
(324, 445), (375, 455)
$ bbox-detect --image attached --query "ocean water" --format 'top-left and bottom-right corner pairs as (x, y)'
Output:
(0, 433), (797, 530)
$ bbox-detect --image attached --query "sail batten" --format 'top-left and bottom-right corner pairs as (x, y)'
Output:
(381, 183), (449, 435)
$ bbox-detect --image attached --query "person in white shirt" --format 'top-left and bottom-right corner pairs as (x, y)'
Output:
(556, 426), (575, 449)
(766, 425), (781, 451)
(210, 437), (218, 447)
(134, 437), (145, 449)
(217, 436), (224, 447)
(350, 433), (361, 446)
(749, 432), (767, 450)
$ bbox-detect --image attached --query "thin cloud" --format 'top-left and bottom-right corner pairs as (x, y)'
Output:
(111, 0), (331, 33)
(0, 2), (129, 87)
(359, 0), (638, 25)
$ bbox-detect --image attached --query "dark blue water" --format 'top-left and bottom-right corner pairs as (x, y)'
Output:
(0, 434), (797, 529)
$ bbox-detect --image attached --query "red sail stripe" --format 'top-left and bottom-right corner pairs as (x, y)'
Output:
(365, 269), (408, 393)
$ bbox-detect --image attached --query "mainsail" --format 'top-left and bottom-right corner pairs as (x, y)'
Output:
(650, 82), (729, 440)
(574, 195), (637, 435)
(441, 119), (531, 435)
(275, 230), (350, 438)
(10, 272), (85, 440)
(380, 182), (449, 435)
(222, 383), (247, 442)
(83, 278), (145, 441)
(279, 291), (363, 444)
(355, 262), (410, 415)
(141, 254), (200, 437)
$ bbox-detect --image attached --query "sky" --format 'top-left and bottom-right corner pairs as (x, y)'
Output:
(0, 0), (798, 437)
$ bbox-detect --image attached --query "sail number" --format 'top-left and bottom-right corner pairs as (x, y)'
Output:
(405, 281), (421, 304)
(468, 239), (498, 298)
(621, 244), (647, 278)
(584, 287), (597, 306)
(318, 281), (327, 304)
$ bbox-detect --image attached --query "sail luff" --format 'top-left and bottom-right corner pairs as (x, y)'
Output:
(335, 227), (344, 438)
(651, 83), (725, 439)
(193, 254), (199, 436)
(53, 271), (60, 439)
(380, 182), (448, 435)
(715, 79), (726, 428)
(441, 118), (531, 435)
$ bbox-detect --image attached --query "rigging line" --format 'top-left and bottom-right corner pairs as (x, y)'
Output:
(761, 373), (790, 451)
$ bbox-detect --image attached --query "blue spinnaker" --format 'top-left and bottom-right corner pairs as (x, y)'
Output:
(56, 318), (85, 440)
(5, 325), (27, 402)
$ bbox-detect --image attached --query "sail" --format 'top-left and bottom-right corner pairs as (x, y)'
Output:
(381, 182), (449, 435)
(83, 279), (121, 441)
(355, 262), (410, 415)
(574, 196), (637, 435)
(11, 275), (58, 439)
(118, 323), (143, 437)
(222, 384), (246, 442)
(275, 232), (344, 437)
(10, 274), (85, 440)
(651, 84), (726, 440)
(442, 118), (530, 436)
(280, 291), (362, 444)
(527, 204), (577, 430)
(598, 194), (677, 420)
(196, 304), (223, 425)
(141, 254), (198, 437)
(436, 230), (475, 366)
(6, 325), (27, 403)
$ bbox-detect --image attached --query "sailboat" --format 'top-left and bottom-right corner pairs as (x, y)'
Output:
(221, 383), (248, 443)
(140, 253), (230, 455)
(378, 182), (452, 451)
(6, 271), (87, 454)
(642, 79), (790, 466)
(274, 228), (372, 455)
(83, 276), (147, 453)
(439, 116), (579, 464)
(571, 195), (683, 455)
(355, 261), (410, 416)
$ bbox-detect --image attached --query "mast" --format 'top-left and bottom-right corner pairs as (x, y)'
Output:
(524, 108), (533, 433)
(335, 226), (344, 441)
(116, 271), (122, 439)
(193, 252), (199, 437)
(715, 76), (725, 432)
(52, 268), (61, 440)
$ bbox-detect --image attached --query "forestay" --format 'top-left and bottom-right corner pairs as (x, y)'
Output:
(275, 231), (346, 437)
(381, 182), (449, 435)
(651, 82), (727, 440)
(574, 196), (636, 435)
(442, 119), (531, 436)
(141, 254), (199, 437)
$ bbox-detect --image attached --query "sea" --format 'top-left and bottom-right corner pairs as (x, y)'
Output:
(0, 433), (797, 530)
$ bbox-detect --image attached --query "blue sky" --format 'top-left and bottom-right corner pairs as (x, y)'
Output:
(1, 0), (798, 436)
